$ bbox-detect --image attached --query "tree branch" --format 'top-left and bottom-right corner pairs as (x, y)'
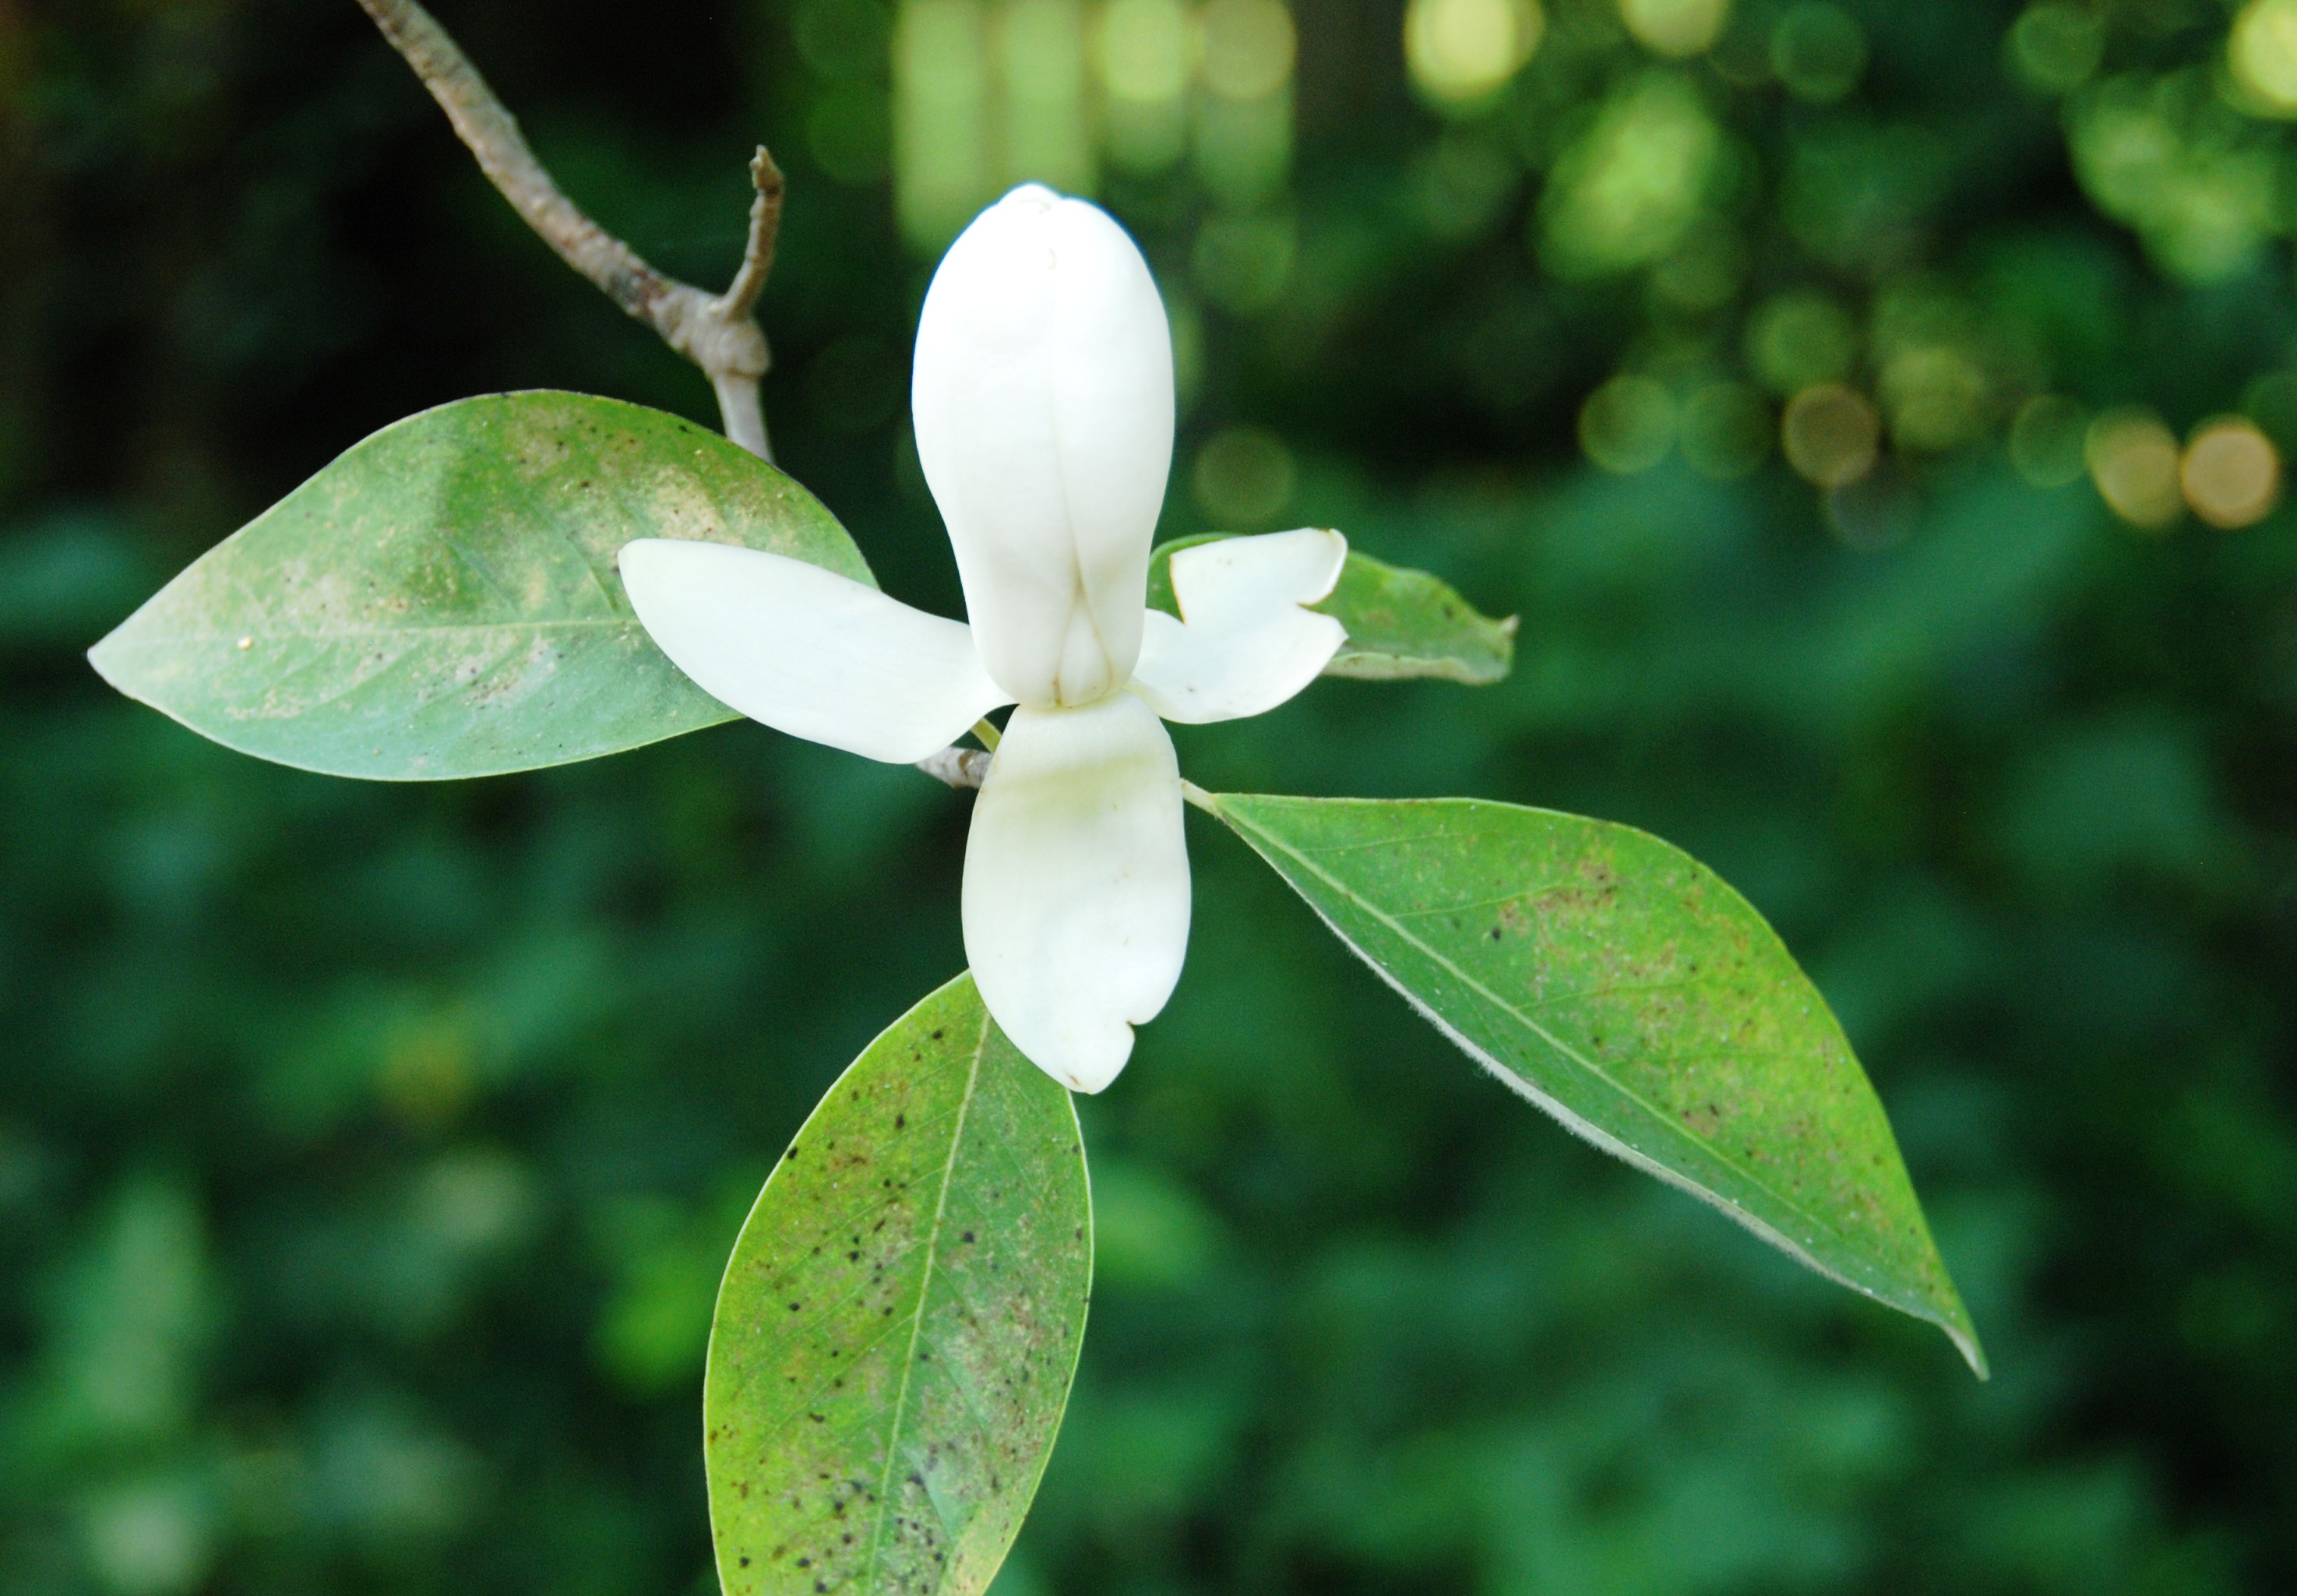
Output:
(719, 148), (784, 322)
(358, 2), (990, 791)
(354, 0), (780, 460)
(914, 746), (993, 790)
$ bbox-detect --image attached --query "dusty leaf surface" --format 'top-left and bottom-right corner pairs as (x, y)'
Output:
(90, 391), (868, 779)
(705, 974), (1091, 1596)
(1213, 793), (1984, 1375)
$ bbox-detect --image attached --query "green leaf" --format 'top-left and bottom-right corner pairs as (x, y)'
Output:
(1148, 534), (1515, 685)
(1210, 794), (1986, 1376)
(89, 391), (870, 780)
(705, 974), (1092, 1596)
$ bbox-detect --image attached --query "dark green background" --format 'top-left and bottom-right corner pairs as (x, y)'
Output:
(4, 1), (2294, 1593)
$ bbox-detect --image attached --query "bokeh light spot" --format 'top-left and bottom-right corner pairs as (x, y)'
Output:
(1201, 0), (1295, 100)
(2008, 3), (2103, 96)
(1100, 0), (1196, 173)
(794, 0), (893, 82)
(1770, 4), (1866, 104)
(2067, 76), (2278, 282)
(2179, 417), (2280, 527)
(1001, 0), (1093, 195)
(1621, 0), (1732, 61)
(410, 1148), (541, 1260)
(1580, 375), (1676, 473)
(894, 0), (1102, 245)
(2232, 0), (2297, 117)
(2008, 394), (2090, 488)
(81, 1479), (213, 1596)
(1194, 427), (1298, 524)
(1781, 382), (1880, 487)
(2085, 407), (2184, 529)
(1195, 0), (1295, 205)
(378, 1013), (474, 1129)
(1538, 72), (1721, 277)
(1881, 345), (1986, 453)
(893, 0), (990, 247)
(1405, 0), (1545, 106)
(808, 85), (892, 185)
(1748, 291), (1857, 396)
(2242, 367), (2297, 453)
(1100, 0), (1195, 101)
(1196, 89), (1295, 206)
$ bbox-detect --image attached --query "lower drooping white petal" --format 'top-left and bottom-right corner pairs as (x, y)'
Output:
(963, 692), (1189, 1093)
(1129, 529), (1349, 724)
(620, 539), (1009, 764)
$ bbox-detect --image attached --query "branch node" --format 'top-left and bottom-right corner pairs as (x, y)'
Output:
(356, 0), (780, 460)
(915, 747), (994, 790)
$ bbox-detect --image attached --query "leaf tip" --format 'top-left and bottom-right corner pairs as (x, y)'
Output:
(1943, 1310), (1990, 1381)
(86, 622), (138, 697)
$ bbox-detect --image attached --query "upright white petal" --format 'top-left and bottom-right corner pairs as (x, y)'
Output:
(621, 539), (1008, 764)
(912, 185), (1175, 709)
(963, 693), (1189, 1092)
(1130, 529), (1349, 724)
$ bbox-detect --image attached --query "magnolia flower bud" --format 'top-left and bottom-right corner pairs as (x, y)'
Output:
(911, 185), (1175, 710)
(624, 185), (1344, 1095)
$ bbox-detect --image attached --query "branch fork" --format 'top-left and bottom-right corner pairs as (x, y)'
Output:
(355, 0), (781, 460)
(354, 0), (997, 787)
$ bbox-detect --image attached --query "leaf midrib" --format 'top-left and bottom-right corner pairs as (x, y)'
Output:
(865, 1005), (992, 1580)
(121, 618), (646, 643)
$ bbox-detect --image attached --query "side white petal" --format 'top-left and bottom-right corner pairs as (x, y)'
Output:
(912, 185), (1172, 707)
(620, 538), (1008, 764)
(963, 693), (1189, 1093)
(1129, 528), (1349, 724)
(1170, 527), (1348, 626)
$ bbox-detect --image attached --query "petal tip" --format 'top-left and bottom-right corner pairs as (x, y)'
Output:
(1284, 527), (1350, 603)
(615, 536), (704, 601)
(988, 1000), (1137, 1095)
(1050, 1036), (1130, 1096)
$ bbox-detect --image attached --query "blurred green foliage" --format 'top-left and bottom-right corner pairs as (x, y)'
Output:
(3, 0), (2295, 1593)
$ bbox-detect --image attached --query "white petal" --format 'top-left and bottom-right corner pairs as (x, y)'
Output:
(912, 185), (1174, 708)
(1129, 528), (1349, 724)
(963, 693), (1189, 1093)
(620, 539), (1007, 764)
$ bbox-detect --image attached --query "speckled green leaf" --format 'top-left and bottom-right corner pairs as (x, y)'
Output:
(89, 391), (870, 780)
(705, 974), (1092, 1596)
(1148, 534), (1515, 684)
(1211, 794), (1985, 1376)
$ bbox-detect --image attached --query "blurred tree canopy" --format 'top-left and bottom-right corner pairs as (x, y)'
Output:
(4, 0), (2296, 1593)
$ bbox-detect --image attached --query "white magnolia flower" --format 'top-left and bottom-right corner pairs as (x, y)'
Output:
(619, 185), (1346, 1093)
